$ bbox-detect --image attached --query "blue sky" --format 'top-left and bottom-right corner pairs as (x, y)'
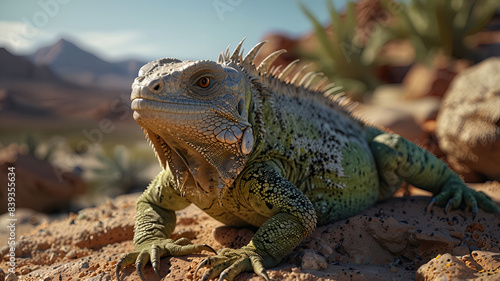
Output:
(0, 0), (347, 62)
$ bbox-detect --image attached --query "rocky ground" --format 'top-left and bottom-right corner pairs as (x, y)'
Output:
(1, 4), (500, 279)
(0, 180), (499, 281)
(1, 69), (500, 281)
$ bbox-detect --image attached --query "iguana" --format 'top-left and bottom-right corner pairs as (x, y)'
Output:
(116, 40), (499, 281)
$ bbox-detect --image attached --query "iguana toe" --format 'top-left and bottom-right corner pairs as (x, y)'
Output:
(195, 247), (270, 281)
(136, 250), (150, 281)
(473, 191), (500, 217)
(219, 257), (252, 281)
(116, 251), (140, 281)
(151, 244), (161, 278)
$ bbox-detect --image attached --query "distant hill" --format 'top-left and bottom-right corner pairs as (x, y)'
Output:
(0, 47), (59, 81)
(28, 38), (146, 90)
(0, 47), (134, 127)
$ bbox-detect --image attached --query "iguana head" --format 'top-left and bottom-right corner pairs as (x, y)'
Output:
(130, 41), (257, 198)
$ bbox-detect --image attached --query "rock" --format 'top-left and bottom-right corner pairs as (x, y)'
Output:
(436, 57), (500, 182)
(296, 249), (328, 271)
(0, 143), (86, 213)
(366, 217), (414, 255)
(402, 56), (470, 100)
(416, 253), (477, 280)
(416, 251), (500, 280)
(470, 250), (500, 274)
(4, 273), (17, 281)
(304, 238), (334, 257)
(452, 245), (470, 256)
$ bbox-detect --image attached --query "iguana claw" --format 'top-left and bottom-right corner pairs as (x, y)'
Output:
(425, 197), (436, 214)
(135, 251), (149, 281)
(116, 251), (140, 281)
(194, 258), (208, 280)
(152, 261), (161, 278)
(444, 200), (453, 215)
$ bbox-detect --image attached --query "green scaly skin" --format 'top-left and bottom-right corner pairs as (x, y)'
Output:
(116, 40), (500, 281)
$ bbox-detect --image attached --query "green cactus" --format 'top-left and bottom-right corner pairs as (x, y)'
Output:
(300, 1), (381, 99)
(384, 0), (498, 63)
(300, 0), (498, 98)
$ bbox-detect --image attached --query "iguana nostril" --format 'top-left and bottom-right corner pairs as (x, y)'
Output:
(148, 78), (164, 93)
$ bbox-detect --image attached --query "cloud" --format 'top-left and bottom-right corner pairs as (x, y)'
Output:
(0, 23), (160, 61)
(0, 20), (55, 54)
(71, 30), (163, 61)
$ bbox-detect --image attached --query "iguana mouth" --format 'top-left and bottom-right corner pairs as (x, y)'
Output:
(131, 97), (209, 115)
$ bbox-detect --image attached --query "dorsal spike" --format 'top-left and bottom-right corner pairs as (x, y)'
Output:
(290, 64), (311, 85)
(324, 85), (343, 96)
(321, 82), (337, 92)
(238, 48), (244, 62)
(278, 59), (300, 81)
(345, 101), (359, 112)
(312, 76), (330, 91)
(230, 38), (246, 62)
(269, 65), (276, 75)
(257, 49), (287, 75)
(298, 72), (316, 87)
(242, 41), (267, 66)
(303, 72), (323, 89)
(218, 53), (224, 63)
(224, 45), (231, 61)
(271, 65), (283, 76)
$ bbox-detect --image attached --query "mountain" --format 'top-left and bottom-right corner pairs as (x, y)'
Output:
(0, 47), (133, 126)
(0, 47), (58, 81)
(28, 38), (146, 90)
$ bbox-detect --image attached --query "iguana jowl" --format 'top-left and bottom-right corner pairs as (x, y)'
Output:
(116, 40), (499, 281)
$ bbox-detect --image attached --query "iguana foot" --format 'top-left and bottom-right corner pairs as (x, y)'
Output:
(425, 177), (500, 220)
(116, 238), (216, 281)
(195, 246), (270, 281)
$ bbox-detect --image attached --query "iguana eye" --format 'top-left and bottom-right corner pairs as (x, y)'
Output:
(197, 77), (210, 88)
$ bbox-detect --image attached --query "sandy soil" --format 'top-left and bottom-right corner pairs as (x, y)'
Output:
(0, 181), (499, 281)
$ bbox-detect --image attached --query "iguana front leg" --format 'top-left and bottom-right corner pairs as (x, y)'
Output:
(196, 162), (317, 281)
(116, 170), (216, 281)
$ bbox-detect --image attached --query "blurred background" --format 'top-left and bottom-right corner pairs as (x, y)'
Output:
(1, 0), (499, 215)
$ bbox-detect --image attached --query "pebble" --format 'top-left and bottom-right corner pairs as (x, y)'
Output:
(298, 250), (328, 271)
(20, 267), (32, 274)
(5, 273), (18, 281)
(66, 249), (78, 259)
